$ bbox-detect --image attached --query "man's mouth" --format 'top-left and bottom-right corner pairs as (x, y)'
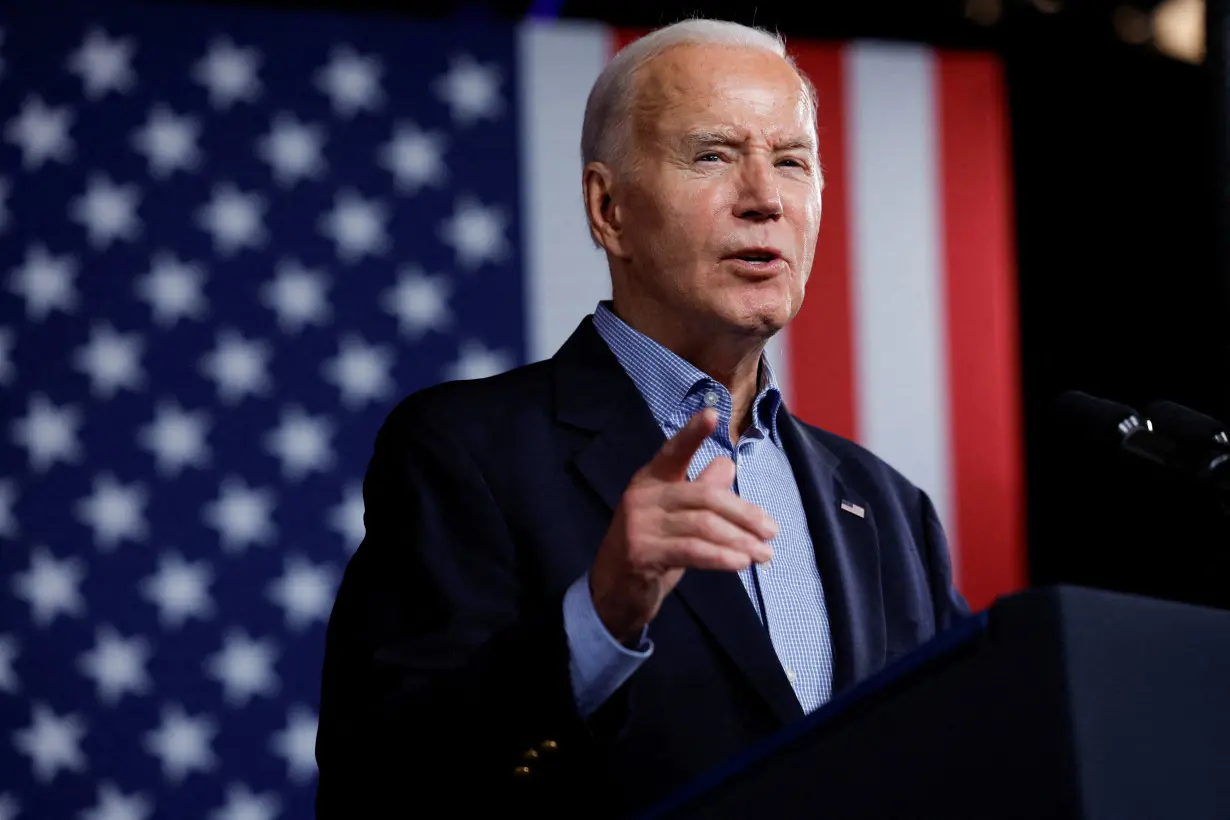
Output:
(725, 246), (784, 264)
(724, 248), (786, 274)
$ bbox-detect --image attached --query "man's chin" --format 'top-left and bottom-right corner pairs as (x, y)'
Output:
(736, 293), (798, 334)
(715, 304), (792, 340)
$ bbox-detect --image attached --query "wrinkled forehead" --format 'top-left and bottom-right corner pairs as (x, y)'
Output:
(631, 44), (815, 146)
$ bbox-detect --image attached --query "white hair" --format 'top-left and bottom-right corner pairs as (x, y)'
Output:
(579, 18), (816, 176)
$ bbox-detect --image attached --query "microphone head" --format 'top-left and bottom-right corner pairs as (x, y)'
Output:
(1143, 400), (1230, 447)
(1052, 390), (1150, 449)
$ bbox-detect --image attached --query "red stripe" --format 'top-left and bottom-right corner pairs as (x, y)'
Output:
(611, 28), (645, 54)
(935, 53), (1027, 610)
(787, 44), (858, 440)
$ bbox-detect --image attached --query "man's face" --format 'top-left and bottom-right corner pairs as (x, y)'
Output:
(614, 43), (822, 339)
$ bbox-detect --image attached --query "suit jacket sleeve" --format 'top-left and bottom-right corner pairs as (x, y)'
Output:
(315, 398), (610, 814)
(919, 489), (973, 627)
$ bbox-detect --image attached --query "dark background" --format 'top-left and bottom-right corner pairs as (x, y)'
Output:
(162, 0), (1230, 608)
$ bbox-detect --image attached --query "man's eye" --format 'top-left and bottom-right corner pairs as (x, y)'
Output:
(697, 153), (722, 162)
(778, 158), (804, 168)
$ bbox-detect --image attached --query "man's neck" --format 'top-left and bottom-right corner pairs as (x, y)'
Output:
(608, 298), (767, 440)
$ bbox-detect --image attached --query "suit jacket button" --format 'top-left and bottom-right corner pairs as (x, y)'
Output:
(539, 739), (559, 753)
(522, 748), (540, 762)
(513, 765), (532, 777)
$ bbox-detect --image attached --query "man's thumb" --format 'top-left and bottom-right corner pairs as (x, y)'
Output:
(646, 408), (717, 481)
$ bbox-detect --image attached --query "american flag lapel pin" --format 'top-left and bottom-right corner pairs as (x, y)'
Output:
(840, 500), (865, 519)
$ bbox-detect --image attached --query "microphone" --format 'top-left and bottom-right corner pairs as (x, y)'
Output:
(1052, 391), (1176, 466)
(1143, 400), (1230, 449)
(1143, 400), (1230, 494)
(1055, 391), (1230, 512)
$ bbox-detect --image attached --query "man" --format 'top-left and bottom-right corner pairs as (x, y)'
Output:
(316, 18), (969, 817)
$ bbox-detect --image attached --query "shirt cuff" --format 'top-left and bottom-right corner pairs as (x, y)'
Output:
(563, 571), (653, 719)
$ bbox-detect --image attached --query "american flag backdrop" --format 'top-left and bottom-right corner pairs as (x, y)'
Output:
(0, 1), (1025, 817)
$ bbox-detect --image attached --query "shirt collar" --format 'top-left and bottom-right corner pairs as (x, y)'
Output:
(592, 301), (783, 443)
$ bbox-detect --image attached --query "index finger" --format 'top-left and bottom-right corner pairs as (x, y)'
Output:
(643, 408), (718, 482)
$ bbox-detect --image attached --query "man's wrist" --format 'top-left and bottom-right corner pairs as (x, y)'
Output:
(589, 574), (648, 646)
(564, 572), (653, 718)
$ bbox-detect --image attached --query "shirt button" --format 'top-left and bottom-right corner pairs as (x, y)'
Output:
(785, 667), (796, 684)
(703, 390), (719, 407)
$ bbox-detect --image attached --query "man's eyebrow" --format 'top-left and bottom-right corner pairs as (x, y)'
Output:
(774, 136), (817, 153)
(679, 131), (817, 153)
(680, 129), (744, 148)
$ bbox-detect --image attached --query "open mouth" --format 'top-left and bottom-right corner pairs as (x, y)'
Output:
(725, 248), (785, 271)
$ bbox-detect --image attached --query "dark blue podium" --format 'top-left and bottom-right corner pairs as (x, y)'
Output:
(641, 586), (1230, 819)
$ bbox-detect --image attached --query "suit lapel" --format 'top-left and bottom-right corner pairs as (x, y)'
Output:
(554, 319), (803, 725)
(778, 412), (886, 691)
(671, 572), (804, 724)
(554, 319), (664, 512)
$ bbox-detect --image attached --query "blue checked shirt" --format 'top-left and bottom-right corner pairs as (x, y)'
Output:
(563, 302), (835, 718)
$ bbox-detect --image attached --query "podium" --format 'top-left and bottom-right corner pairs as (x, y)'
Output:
(641, 586), (1230, 819)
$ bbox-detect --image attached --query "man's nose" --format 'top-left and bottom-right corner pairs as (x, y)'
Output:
(734, 159), (783, 221)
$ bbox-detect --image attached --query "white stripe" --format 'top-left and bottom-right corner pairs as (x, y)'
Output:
(517, 22), (613, 362)
(846, 43), (953, 537)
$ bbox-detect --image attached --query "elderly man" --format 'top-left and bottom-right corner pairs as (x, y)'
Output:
(316, 17), (969, 817)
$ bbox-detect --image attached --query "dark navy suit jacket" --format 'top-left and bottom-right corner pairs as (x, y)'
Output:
(315, 316), (969, 817)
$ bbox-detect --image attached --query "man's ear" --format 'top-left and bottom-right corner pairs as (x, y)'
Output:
(583, 162), (630, 259)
